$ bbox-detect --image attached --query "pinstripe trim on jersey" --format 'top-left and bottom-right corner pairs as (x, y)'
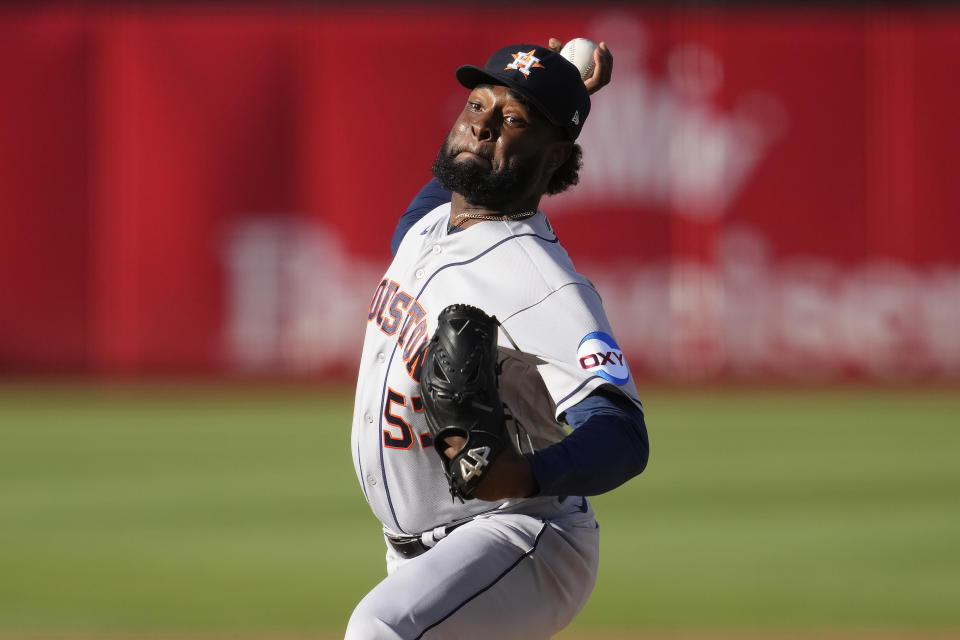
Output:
(501, 281), (598, 324)
(413, 520), (551, 639)
(377, 352), (403, 530)
(414, 231), (559, 301)
(357, 447), (368, 502)
(377, 231), (559, 534)
(555, 375), (605, 411)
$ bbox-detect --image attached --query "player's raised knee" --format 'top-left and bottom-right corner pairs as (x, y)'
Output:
(344, 600), (406, 640)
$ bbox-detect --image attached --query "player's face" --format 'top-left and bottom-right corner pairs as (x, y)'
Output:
(432, 84), (570, 209)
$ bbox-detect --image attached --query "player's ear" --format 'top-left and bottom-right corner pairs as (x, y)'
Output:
(545, 140), (572, 173)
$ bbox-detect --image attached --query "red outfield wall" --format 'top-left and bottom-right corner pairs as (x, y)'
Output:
(2, 5), (959, 380)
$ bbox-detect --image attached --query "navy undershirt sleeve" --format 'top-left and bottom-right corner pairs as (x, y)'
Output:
(391, 177), (452, 255)
(525, 390), (650, 497)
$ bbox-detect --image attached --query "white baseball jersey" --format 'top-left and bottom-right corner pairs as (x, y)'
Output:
(350, 203), (641, 537)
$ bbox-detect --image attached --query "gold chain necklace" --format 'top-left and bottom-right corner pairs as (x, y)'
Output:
(452, 210), (538, 226)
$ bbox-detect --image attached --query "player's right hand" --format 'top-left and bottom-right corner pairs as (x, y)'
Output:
(548, 37), (614, 95)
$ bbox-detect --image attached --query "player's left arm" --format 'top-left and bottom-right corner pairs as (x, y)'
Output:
(455, 276), (647, 500)
(525, 390), (648, 496)
(465, 390), (648, 500)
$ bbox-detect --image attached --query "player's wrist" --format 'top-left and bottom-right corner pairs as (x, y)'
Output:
(474, 450), (537, 501)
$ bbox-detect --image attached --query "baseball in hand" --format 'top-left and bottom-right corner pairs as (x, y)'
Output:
(559, 38), (598, 80)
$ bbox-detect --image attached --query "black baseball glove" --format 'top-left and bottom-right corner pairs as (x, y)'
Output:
(420, 304), (510, 501)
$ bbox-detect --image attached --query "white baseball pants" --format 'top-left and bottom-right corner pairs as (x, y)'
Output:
(345, 497), (600, 640)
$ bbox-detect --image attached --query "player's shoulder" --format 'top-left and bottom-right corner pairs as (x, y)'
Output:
(416, 202), (452, 230)
(395, 203), (452, 254)
(506, 215), (594, 292)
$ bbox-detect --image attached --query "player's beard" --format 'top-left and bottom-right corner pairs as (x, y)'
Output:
(431, 139), (534, 210)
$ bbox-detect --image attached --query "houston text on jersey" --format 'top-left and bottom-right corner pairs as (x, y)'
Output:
(368, 278), (429, 381)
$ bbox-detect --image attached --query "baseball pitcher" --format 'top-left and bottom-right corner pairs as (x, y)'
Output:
(346, 40), (649, 639)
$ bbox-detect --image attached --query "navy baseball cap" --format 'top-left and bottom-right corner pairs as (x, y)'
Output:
(456, 44), (591, 141)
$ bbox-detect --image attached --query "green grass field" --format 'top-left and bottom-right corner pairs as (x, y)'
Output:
(1, 383), (958, 638)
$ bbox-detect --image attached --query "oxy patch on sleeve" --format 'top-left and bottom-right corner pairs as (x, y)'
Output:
(577, 331), (630, 385)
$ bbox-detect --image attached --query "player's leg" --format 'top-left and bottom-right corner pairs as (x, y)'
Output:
(345, 503), (599, 640)
(423, 512), (599, 639)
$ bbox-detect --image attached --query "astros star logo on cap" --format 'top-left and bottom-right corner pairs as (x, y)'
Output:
(505, 49), (545, 77)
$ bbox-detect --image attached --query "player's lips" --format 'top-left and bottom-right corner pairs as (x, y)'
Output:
(454, 149), (493, 169)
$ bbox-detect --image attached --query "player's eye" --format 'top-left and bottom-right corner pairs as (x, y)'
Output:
(504, 115), (526, 127)
(466, 101), (483, 112)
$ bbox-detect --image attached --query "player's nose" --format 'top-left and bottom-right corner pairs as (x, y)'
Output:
(469, 110), (498, 142)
